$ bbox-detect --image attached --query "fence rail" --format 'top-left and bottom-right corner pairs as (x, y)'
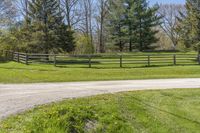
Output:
(2, 51), (200, 68)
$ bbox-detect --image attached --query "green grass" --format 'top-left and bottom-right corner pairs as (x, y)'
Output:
(0, 62), (200, 83)
(1, 88), (200, 133)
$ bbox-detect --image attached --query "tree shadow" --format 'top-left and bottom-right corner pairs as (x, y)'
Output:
(129, 95), (200, 125)
(55, 64), (200, 69)
(0, 57), (9, 63)
(0, 66), (58, 72)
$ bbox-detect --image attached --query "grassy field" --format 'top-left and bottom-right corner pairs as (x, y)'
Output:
(1, 88), (200, 133)
(0, 62), (200, 83)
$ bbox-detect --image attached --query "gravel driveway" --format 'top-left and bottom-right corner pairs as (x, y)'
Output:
(1, 78), (200, 120)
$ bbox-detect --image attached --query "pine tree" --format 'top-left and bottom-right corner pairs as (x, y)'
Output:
(26, 0), (63, 53)
(26, 0), (75, 54)
(124, 0), (136, 51)
(133, 0), (162, 51)
(107, 0), (127, 52)
(177, 0), (200, 50)
(107, 0), (162, 52)
(58, 25), (75, 53)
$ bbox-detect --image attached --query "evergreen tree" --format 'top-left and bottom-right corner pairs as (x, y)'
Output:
(124, 0), (136, 51)
(107, 0), (162, 52)
(27, 0), (63, 53)
(107, 0), (127, 52)
(25, 0), (75, 53)
(133, 0), (162, 51)
(58, 25), (75, 53)
(177, 0), (200, 50)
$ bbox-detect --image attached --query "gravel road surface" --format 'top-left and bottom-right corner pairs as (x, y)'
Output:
(1, 78), (200, 120)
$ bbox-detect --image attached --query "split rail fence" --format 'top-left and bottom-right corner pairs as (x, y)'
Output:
(2, 51), (200, 68)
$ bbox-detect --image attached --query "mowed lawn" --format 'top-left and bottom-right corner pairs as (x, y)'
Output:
(1, 88), (200, 133)
(0, 62), (200, 83)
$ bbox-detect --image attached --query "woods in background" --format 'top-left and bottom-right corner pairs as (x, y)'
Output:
(0, 0), (199, 54)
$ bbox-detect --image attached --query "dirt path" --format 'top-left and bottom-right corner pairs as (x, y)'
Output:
(1, 78), (200, 120)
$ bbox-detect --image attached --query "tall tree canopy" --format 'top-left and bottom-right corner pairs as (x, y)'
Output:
(0, 0), (18, 27)
(13, 0), (75, 53)
(1, 0), (190, 54)
(134, 0), (162, 51)
(107, 0), (162, 52)
(177, 0), (200, 50)
(27, 0), (63, 53)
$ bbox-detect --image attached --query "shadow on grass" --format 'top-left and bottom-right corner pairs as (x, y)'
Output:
(1, 60), (199, 70)
(55, 64), (199, 69)
(0, 57), (9, 63)
(129, 95), (200, 125)
(0, 66), (58, 72)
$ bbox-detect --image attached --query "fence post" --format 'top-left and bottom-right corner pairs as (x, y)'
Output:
(120, 55), (123, 68)
(173, 54), (176, 65)
(17, 52), (20, 62)
(198, 54), (200, 65)
(25, 53), (29, 65)
(88, 55), (92, 68)
(1, 50), (3, 57)
(54, 55), (57, 67)
(11, 51), (14, 61)
(5, 51), (8, 61)
(148, 55), (150, 66)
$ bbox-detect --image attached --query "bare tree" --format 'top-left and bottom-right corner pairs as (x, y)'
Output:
(79, 0), (94, 51)
(61, 0), (82, 28)
(95, 0), (109, 53)
(16, 0), (29, 17)
(0, 0), (17, 27)
(158, 4), (185, 49)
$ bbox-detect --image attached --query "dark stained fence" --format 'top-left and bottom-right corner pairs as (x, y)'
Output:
(1, 51), (15, 61)
(13, 52), (29, 65)
(9, 51), (200, 68)
(0, 50), (5, 62)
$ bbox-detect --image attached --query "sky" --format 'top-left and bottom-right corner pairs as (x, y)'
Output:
(149, 0), (186, 5)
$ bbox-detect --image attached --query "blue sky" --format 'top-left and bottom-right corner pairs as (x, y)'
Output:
(149, 0), (185, 5)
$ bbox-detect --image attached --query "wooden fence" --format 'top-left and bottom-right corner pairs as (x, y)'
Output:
(0, 50), (13, 61)
(4, 51), (200, 68)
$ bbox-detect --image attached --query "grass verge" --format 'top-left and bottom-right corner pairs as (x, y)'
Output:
(1, 88), (200, 133)
(0, 62), (200, 83)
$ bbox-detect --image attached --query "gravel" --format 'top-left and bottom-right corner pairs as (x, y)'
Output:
(1, 78), (200, 120)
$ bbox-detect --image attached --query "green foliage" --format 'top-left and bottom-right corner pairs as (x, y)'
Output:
(107, 0), (127, 52)
(0, 0), (76, 54)
(26, 0), (63, 53)
(133, 1), (162, 51)
(107, 0), (162, 52)
(177, 0), (200, 50)
(0, 25), (29, 52)
(2, 89), (200, 132)
(74, 34), (94, 54)
(57, 25), (76, 53)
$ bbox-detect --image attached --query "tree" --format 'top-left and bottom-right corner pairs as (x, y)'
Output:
(0, 0), (18, 27)
(107, 0), (127, 52)
(26, 0), (65, 53)
(16, 0), (29, 17)
(124, 0), (136, 51)
(133, 0), (162, 51)
(106, 0), (162, 52)
(58, 24), (76, 53)
(61, 0), (82, 29)
(177, 0), (200, 50)
(159, 4), (185, 50)
(95, 0), (109, 53)
(27, 0), (62, 53)
(79, 0), (95, 53)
